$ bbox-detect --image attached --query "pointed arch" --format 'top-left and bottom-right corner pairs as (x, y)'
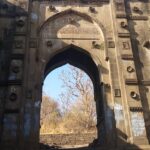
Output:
(38, 9), (106, 38)
(44, 44), (100, 85)
(38, 8), (108, 61)
(41, 41), (107, 146)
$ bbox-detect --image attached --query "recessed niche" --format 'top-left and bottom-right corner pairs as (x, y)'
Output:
(115, 2), (124, 11)
(108, 41), (115, 48)
(89, 7), (96, 13)
(16, 20), (25, 28)
(92, 41), (101, 49)
(133, 7), (140, 12)
(114, 89), (121, 97)
(127, 66), (134, 73)
(12, 66), (20, 74)
(120, 21), (128, 28)
(9, 93), (17, 102)
(48, 5), (56, 12)
(130, 91), (138, 99)
(105, 56), (109, 61)
(130, 107), (143, 112)
(14, 40), (24, 49)
(133, 6), (143, 15)
(143, 41), (150, 50)
(46, 41), (53, 47)
(122, 41), (130, 49)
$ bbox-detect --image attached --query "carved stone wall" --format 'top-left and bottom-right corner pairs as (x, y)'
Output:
(0, 0), (150, 150)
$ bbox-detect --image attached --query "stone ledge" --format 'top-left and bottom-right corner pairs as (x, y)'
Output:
(116, 14), (148, 21)
(125, 79), (150, 86)
(11, 54), (24, 59)
(0, 13), (28, 18)
(141, 80), (150, 86)
(4, 108), (19, 114)
(14, 32), (27, 36)
(118, 33), (130, 38)
(116, 13), (127, 18)
(129, 107), (143, 112)
(0, 80), (22, 86)
(128, 15), (148, 21)
(125, 79), (138, 85)
(121, 54), (134, 60)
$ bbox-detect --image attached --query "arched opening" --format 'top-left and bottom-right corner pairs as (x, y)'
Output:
(39, 46), (105, 149)
(40, 64), (97, 148)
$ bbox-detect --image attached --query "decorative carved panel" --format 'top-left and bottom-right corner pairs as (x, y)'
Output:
(11, 54), (24, 59)
(130, 91), (138, 99)
(29, 39), (37, 48)
(115, 2), (125, 11)
(14, 40), (24, 49)
(128, 15), (148, 21)
(0, 80), (22, 86)
(141, 80), (150, 86)
(121, 54), (133, 60)
(116, 14), (126, 18)
(118, 33), (130, 38)
(130, 107), (143, 112)
(114, 89), (121, 97)
(125, 79), (138, 85)
(127, 66), (134, 73)
(4, 109), (19, 114)
(9, 93), (17, 102)
(122, 41), (130, 49)
(108, 41), (115, 48)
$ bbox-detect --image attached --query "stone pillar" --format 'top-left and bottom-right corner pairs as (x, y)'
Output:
(95, 83), (107, 146)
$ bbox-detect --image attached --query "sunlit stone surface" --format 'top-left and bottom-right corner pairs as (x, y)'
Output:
(0, 0), (150, 149)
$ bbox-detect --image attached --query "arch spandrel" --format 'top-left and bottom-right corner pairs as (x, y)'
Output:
(38, 9), (108, 74)
(40, 13), (103, 40)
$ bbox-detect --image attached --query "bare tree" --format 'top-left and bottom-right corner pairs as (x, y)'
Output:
(59, 65), (97, 133)
(40, 65), (97, 134)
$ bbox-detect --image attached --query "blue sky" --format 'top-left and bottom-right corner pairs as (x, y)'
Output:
(42, 64), (93, 101)
(42, 64), (69, 100)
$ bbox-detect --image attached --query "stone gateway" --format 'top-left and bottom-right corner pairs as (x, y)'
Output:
(0, 0), (150, 150)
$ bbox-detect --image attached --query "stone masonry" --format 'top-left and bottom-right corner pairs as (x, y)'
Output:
(0, 0), (150, 150)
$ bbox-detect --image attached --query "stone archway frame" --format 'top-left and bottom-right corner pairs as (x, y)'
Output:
(42, 44), (106, 146)
(44, 44), (99, 79)
(38, 8), (109, 60)
(36, 8), (115, 147)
